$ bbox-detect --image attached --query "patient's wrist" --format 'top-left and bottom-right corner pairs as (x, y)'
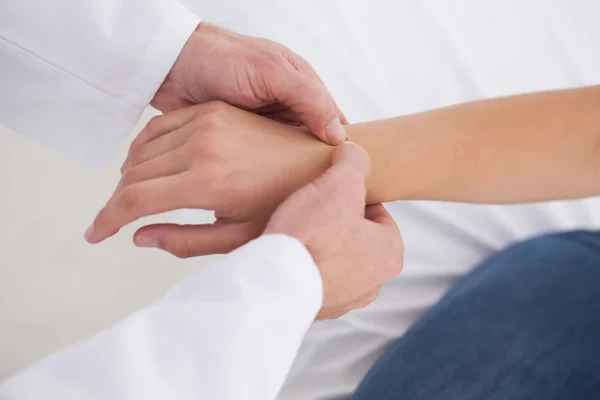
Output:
(345, 118), (430, 204)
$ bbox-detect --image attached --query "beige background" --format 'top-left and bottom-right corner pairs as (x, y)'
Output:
(0, 109), (217, 380)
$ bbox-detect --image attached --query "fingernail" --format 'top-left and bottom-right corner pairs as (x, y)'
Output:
(325, 118), (347, 145)
(84, 224), (95, 242)
(120, 159), (128, 174)
(135, 236), (159, 248)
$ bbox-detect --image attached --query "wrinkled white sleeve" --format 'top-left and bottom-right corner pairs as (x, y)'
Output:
(0, 0), (199, 167)
(0, 234), (323, 400)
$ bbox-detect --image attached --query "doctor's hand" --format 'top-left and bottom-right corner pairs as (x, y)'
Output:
(148, 22), (347, 147)
(265, 142), (403, 319)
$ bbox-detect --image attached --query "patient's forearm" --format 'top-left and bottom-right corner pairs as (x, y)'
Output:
(349, 85), (600, 204)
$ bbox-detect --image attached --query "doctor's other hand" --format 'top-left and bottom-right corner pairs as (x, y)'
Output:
(149, 22), (347, 146)
(265, 142), (404, 319)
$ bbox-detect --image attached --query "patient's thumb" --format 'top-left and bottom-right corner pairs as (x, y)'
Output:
(133, 221), (259, 258)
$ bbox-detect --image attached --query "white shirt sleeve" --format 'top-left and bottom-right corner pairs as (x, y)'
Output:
(0, 234), (323, 400)
(0, 0), (200, 168)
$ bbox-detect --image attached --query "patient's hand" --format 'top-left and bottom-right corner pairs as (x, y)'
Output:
(85, 101), (335, 256)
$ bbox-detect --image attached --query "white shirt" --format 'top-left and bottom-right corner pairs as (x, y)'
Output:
(0, 1), (323, 399)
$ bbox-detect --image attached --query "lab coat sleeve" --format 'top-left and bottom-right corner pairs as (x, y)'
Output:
(0, 0), (200, 168)
(0, 234), (322, 400)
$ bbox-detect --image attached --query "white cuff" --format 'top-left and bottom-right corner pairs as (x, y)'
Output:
(0, 1), (200, 170)
(82, 2), (200, 168)
(165, 233), (324, 311)
(122, 2), (200, 109)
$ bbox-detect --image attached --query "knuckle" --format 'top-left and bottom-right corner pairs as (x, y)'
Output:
(355, 296), (376, 310)
(258, 48), (283, 64)
(186, 135), (207, 158)
(119, 185), (140, 211)
(192, 102), (228, 130)
(199, 114), (222, 131)
(352, 289), (381, 311)
(262, 56), (287, 80)
(188, 130), (222, 159)
(199, 162), (227, 189)
(126, 140), (141, 161)
(146, 115), (164, 132)
(296, 54), (315, 73)
(92, 209), (110, 232)
(127, 148), (146, 167)
(257, 37), (283, 51)
(142, 115), (166, 139)
(205, 100), (228, 114)
(317, 307), (348, 320)
(201, 111), (225, 130)
(93, 208), (121, 238)
(203, 130), (227, 158)
(386, 248), (405, 280)
(366, 289), (380, 304)
(291, 79), (316, 101)
(186, 158), (226, 193)
(165, 239), (192, 259)
(120, 169), (137, 187)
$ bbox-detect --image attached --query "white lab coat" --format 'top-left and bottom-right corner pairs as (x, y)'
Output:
(0, 235), (322, 400)
(0, 1), (323, 399)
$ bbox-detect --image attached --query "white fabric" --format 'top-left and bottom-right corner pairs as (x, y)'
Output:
(0, 0), (199, 168)
(175, 1), (600, 398)
(0, 234), (323, 400)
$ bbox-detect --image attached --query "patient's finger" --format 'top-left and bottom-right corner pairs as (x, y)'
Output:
(116, 145), (189, 192)
(134, 221), (261, 258)
(121, 108), (197, 172)
(126, 126), (192, 168)
(85, 174), (203, 244)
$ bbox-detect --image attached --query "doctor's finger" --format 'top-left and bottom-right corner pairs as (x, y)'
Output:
(364, 204), (400, 235)
(349, 286), (382, 310)
(311, 142), (370, 213)
(85, 174), (199, 244)
(133, 221), (260, 258)
(287, 53), (348, 125)
(270, 68), (346, 145)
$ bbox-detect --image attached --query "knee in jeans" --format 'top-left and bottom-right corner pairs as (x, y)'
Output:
(474, 230), (600, 300)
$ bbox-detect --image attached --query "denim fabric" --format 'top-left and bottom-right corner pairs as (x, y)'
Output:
(353, 231), (600, 400)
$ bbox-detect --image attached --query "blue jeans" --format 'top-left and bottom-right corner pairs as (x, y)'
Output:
(353, 231), (600, 400)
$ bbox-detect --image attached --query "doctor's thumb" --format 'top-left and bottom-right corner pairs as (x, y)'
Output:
(265, 142), (371, 237)
(311, 142), (371, 206)
(274, 72), (347, 145)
